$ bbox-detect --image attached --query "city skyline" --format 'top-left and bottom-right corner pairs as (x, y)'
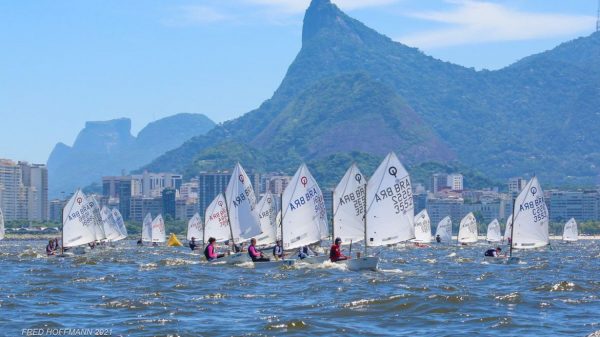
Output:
(0, 0), (597, 163)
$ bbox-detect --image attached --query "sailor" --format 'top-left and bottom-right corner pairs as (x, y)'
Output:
(137, 238), (143, 246)
(248, 238), (270, 262)
(436, 234), (441, 243)
(484, 247), (502, 257)
(189, 237), (197, 251)
(46, 240), (56, 256)
(329, 237), (350, 262)
(204, 237), (225, 261)
(272, 240), (284, 260)
(297, 245), (314, 259)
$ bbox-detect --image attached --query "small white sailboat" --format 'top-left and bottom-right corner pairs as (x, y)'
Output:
(281, 164), (329, 265)
(255, 193), (278, 247)
(0, 207), (5, 240)
(100, 206), (125, 242)
(412, 209), (432, 244)
(203, 193), (247, 264)
(486, 219), (502, 243)
(111, 208), (128, 239)
(435, 216), (452, 244)
(151, 214), (166, 245)
(141, 213), (153, 243)
(89, 195), (107, 243)
(331, 163), (379, 270)
(186, 212), (203, 242)
(225, 163), (263, 243)
(510, 177), (549, 250)
(562, 218), (578, 242)
(458, 212), (478, 245)
(61, 190), (102, 255)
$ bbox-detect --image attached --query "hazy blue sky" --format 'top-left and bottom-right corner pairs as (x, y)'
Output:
(0, 0), (597, 163)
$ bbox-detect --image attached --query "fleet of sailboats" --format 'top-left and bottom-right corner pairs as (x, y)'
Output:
(29, 155), (568, 269)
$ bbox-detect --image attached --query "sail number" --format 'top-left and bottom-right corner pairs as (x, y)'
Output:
(520, 196), (547, 223)
(374, 177), (413, 214)
(338, 185), (366, 216)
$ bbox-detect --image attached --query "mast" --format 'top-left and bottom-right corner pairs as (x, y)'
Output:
(363, 181), (368, 256)
(223, 193), (235, 250)
(331, 189), (335, 241)
(509, 197), (516, 257)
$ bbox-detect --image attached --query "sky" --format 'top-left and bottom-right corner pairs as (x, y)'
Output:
(0, 0), (597, 163)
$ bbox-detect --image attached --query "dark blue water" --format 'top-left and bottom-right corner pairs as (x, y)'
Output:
(0, 239), (598, 336)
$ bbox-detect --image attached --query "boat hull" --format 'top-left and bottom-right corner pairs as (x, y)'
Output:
(223, 252), (250, 264)
(336, 256), (379, 271)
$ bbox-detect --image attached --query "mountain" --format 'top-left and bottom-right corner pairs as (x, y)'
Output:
(144, 0), (600, 188)
(47, 113), (215, 197)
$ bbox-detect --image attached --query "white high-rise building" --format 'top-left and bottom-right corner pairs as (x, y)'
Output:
(447, 174), (464, 191)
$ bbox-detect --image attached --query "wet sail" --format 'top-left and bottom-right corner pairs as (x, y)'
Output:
(142, 213), (153, 242)
(486, 219), (502, 242)
(255, 193), (278, 246)
(512, 177), (549, 249)
(151, 214), (166, 243)
(281, 164), (328, 250)
(62, 190), (100, 248)
(204, 193), (231, 242)
(413, 209), (432, 243)
(562, 218), (578, 242)
(186, 213), (203, 242)
(333, 164), (366, 244)
(225, 163), (262, 242)
(458, 212), (478, 244)
(435, 216), (452, 244)
(366, 152), (415, 246)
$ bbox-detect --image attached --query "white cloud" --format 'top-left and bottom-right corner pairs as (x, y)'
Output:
(398, 0), (595, 49)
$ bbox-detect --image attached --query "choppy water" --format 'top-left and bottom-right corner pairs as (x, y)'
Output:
(0, 239), (599, 336)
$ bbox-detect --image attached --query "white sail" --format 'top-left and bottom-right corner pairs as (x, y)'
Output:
(333, 164), (366, 244)
(435, 216), (452, 243)
(62, 190), (100, 248)
(151, 214), (166, 243)
(142, 213), (153, 242)
(101, 206), (122, 241)
(111, 208), (128, 238)
(512, 177), (549, 249)
(225, 163), (262, 242)
(88, 195), (106, 241)
(186, 213), (203, 242)
(486, 219), (502, 242)
(281, 164), (328, 250)
(562, 218), (578, 242)
(0, 208), (5, 240)
(204, 193), (231, 242)
(412, 209), (432, 243)
(255, 193), (278, 246)
(503, 215), (513, 242)
(458, 212), (478, 244)
(366, 152), (415, 246)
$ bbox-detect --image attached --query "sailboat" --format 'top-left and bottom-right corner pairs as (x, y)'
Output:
(332, 163), (379, 271)
(141, 213), (153, 244)
(280, 163), (328, 265)
(0, 207), (4, 241)
(150, 214), (166, 245)
(255, 192), (278, 247)
(111, 208), (128, 239)
(186, 213), (203, 243)
(562, 218), (578, 242)
(435, 216), (452, 244)
(486, 219), (502, 243)
(88, 195), (107, 244)
(204, 193), (232, 244)
(412, 209), (432, 245)
(100, 206), (126, 243)
(60, 190), (103, 255)
(458, 212), (478, 245)
(503, 215), (512, 244)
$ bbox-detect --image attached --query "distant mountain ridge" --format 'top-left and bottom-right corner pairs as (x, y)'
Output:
(47, 113), (215, 197)
(145, 0), (600, 187)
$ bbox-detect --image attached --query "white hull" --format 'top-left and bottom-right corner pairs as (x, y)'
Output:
(253, 259), (296, 270)
(223, 252), (250, 264)
(336, 256), (379, 271)
(512, 242), (549, 249)
(296, 255), (329, 264)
